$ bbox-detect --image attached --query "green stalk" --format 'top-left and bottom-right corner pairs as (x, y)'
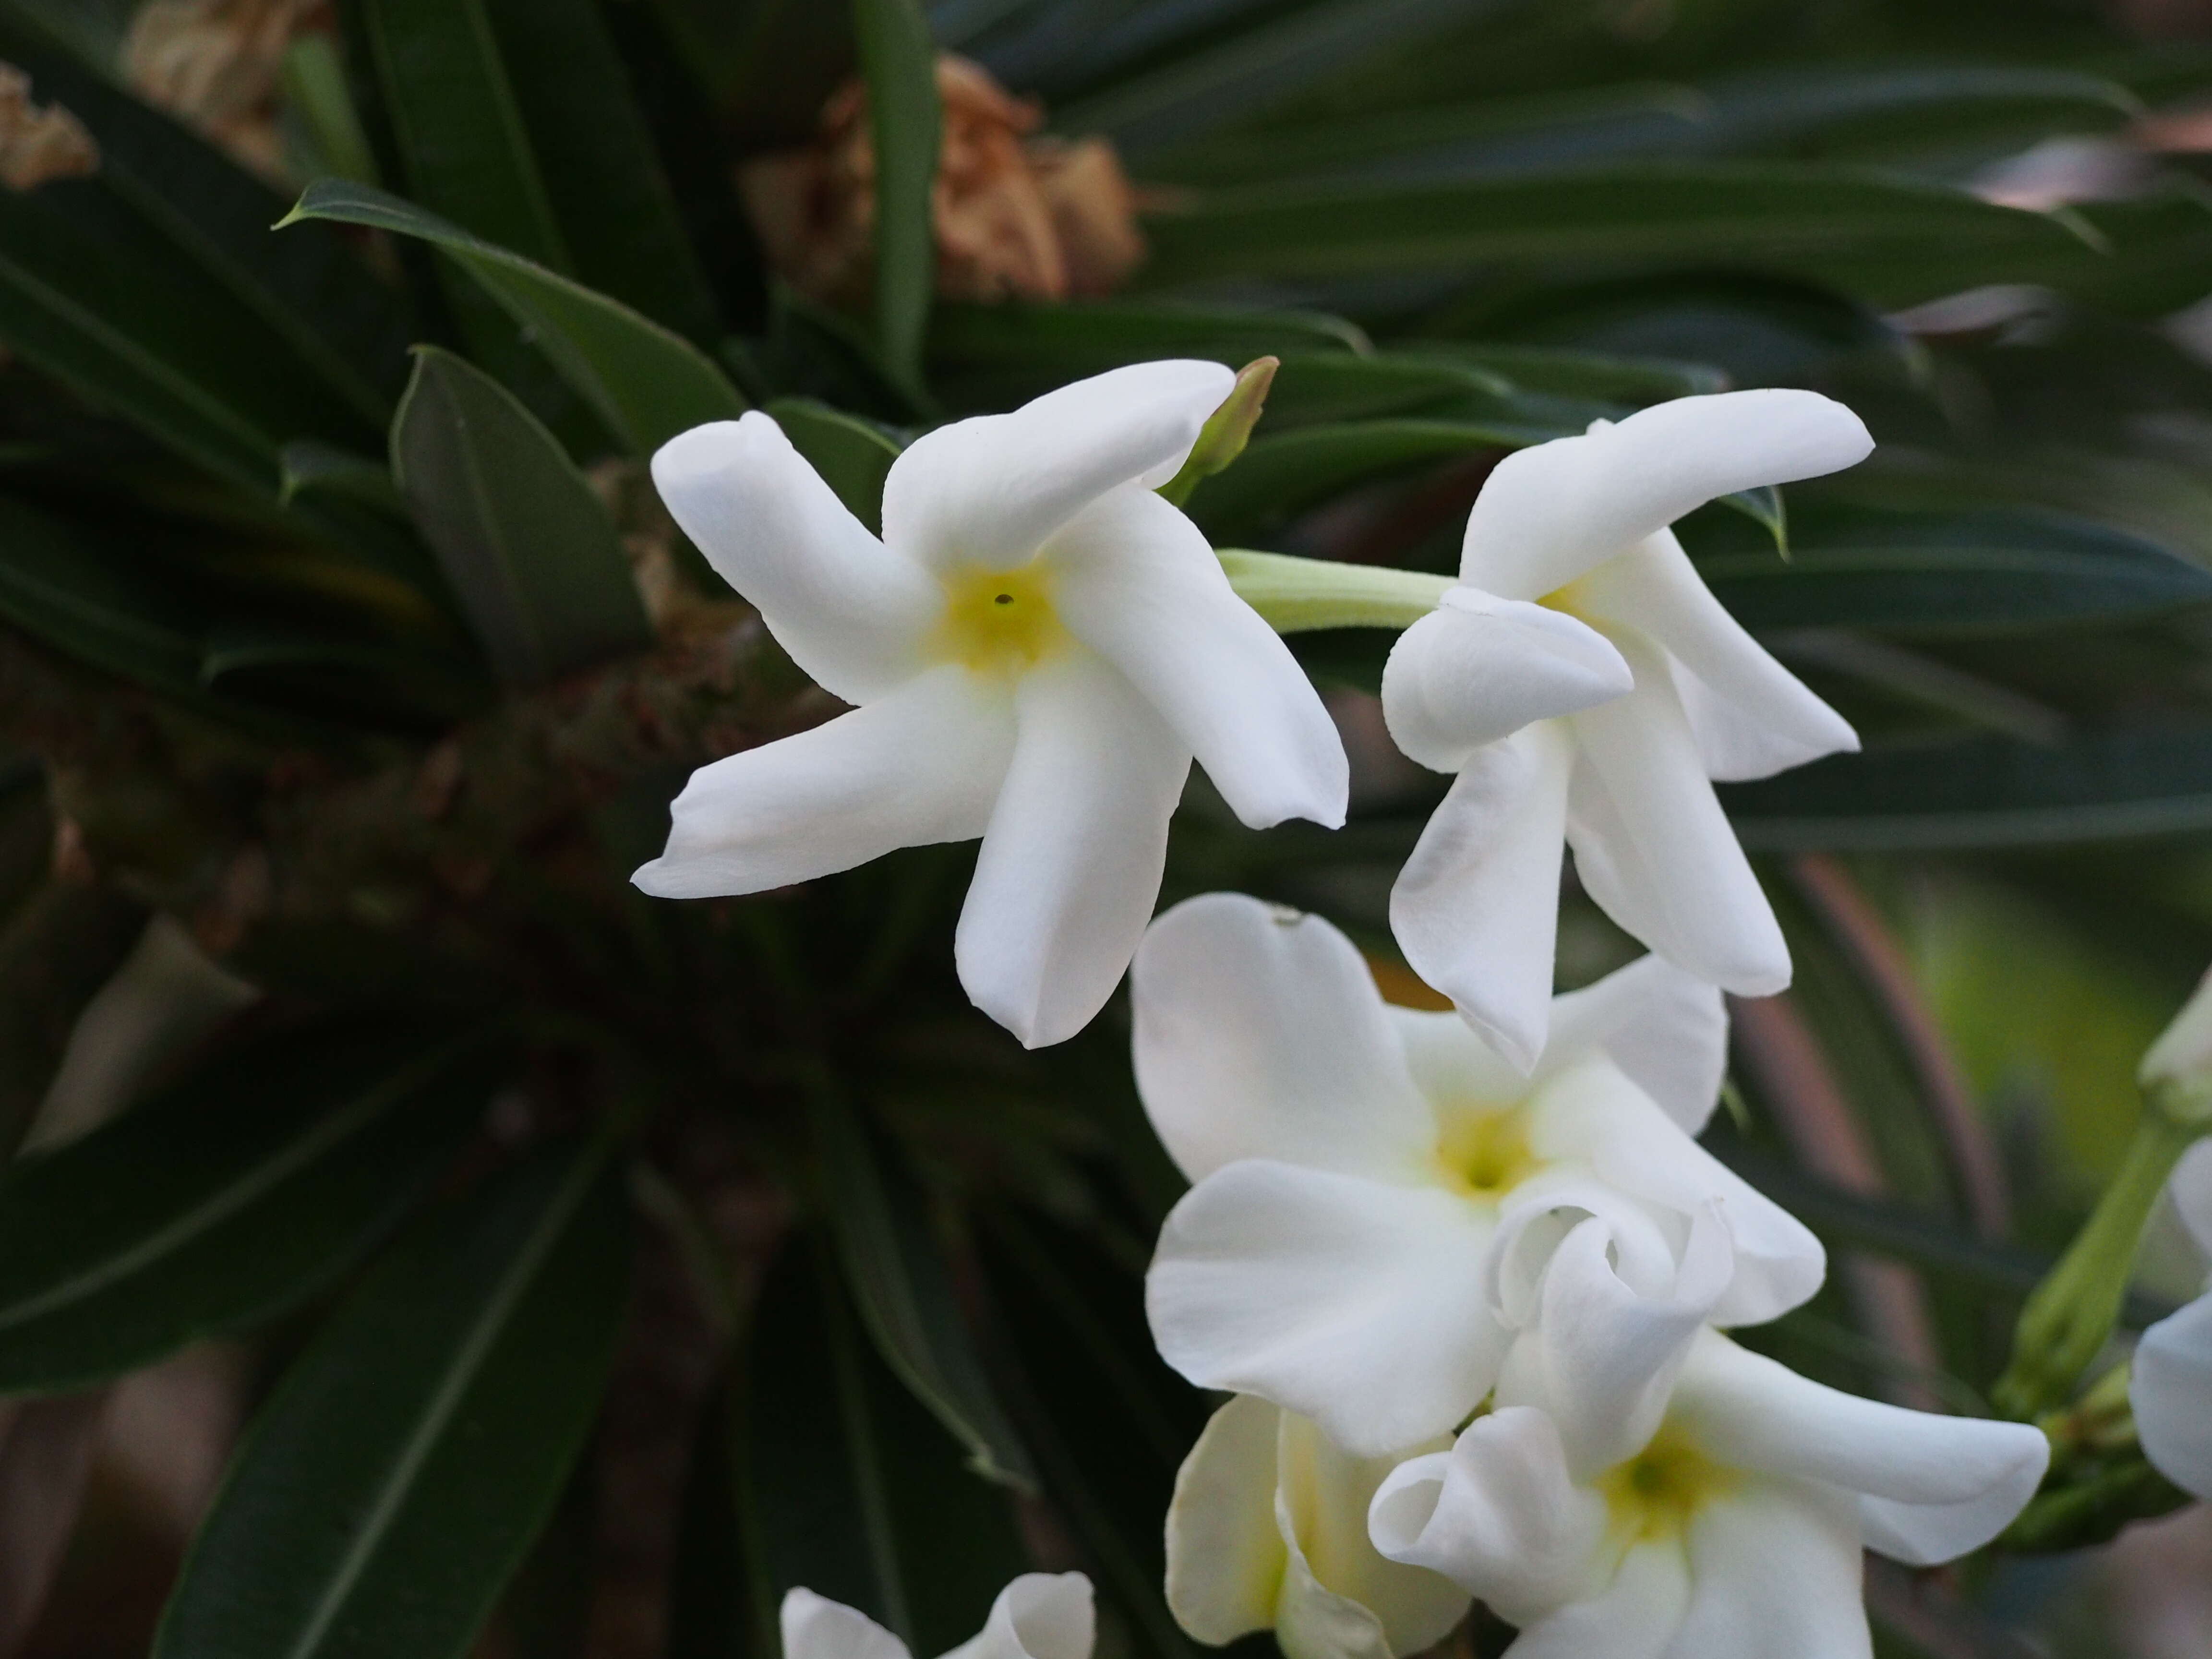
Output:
(1219, 549), (1451, 634)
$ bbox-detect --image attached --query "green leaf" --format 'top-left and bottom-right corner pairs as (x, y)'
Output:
(1722, 485), (1787, 553)
(767, 397), (903, 534)
(286, 179), (749, 454)
(391, 346), (652, 686)
(0, 490), (212, 697)
(481, 0), (721, 343)
(851, 0), (940, 396)
(0, 1020), (494, 1393)
(804, 1086), (1036, 1491)
(155, 1136), (631, 1659)
(730, 1232), (1026, 1656)
(1257, 350), (1515, 427)
(1396, 340), (1726, 401)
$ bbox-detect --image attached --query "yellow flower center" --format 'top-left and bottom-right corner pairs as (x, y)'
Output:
(1597, 1425), (1736, 1545)
(1433, 1104), (1538, 1201)
(1539, 577), (1594, 622)
(931, 561), (1066, 675)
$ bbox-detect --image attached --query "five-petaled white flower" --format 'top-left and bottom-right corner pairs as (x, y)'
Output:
(1166, 1395), (1466, 1659)
(781, 1575), (1093, 1659)
(1136, 891), (1823, 1455)
(635, 363), (1348, 1048)
(2132, 1139), (2212, 1501)
(1370, 1234), (2048, 1659)
(1381, 389), (1871, 1069)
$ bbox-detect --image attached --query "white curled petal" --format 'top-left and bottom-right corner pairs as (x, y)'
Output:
(1166, 1396), (1287, 1646)
(1488, 1175), (1689, 1326)
(2132, 1291), (2212, 1502)
(1388, 1007), (1532, 1117)
(955, 651), (1192, 1048)
(1391, 722), (1575, 1072)
(883, 361), (1236, 573)
(1048, 485), (1347, 830)
(941, 1575), (1096, 1659)
(1672, 1332), (2048, 1563)
(1525, 1057), (1825, 1325)
(1367, 1408), (1605, 1625)
(2170, 1140), (2212, 1260)
(1271, 1553), (1393, 1659)
(1575, 533), (1857, 781)
(653, 414), (938, 701)
(1148, 1161), (1503, 1455)
(781, 1589), (913, 1659)
(1565, 639), (1791, 997)
(1132, 894), (1439, 1185)
(1381, 590), (1633, 772)
(1459, 390), (1874, 601)
(1663, 1482), (1870, 1659)
(1507, 1540), (1690, 1659)
(1541, 954), (1729, 1134)
(1493, 1206), (1735, 1479)
(633, 667), (1013, 898)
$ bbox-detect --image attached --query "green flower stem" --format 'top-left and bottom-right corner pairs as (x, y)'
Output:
(1219, 549), (1451, 634)
(1992, 1106), (2208, 1419)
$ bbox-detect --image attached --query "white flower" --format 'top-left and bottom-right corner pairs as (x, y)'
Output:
(1380, 390), (1872, 1068)
(635, 363), (1348, 1048)
(1136, 891), (1823, 1455)
(1166, 1395), (1467, 1659)
(2132, 1139), (2212, 1500)
(781, 1575), (1093, 1659)
(1370, 1324), (2048, 1659)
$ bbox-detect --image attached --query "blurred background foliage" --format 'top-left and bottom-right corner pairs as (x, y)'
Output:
(2, 0), (2212, 1656)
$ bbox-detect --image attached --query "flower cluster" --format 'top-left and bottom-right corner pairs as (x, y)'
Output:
(638, 364), (2052, 1655)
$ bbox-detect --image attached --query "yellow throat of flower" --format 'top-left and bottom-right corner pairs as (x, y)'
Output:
(1597, 1424), (1737, 1545)
(933, 561), (1066, 675)
(1433, 1104), (1538, 1201)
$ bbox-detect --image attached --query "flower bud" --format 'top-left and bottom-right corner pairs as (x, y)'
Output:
(2142, 965), (2212, 1129)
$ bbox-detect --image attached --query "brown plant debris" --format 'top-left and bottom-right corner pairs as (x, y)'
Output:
(740, 53), (1145, 308)
(121, 0), (327, 185)
(0, 64), (98, 192)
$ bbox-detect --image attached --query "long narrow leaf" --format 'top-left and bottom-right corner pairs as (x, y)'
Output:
(852, 0), (940, 396)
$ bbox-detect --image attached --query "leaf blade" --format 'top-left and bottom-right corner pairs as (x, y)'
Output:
(852, 0), (940, 396)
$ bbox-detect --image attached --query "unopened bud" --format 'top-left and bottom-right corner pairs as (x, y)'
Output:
(1156, 356), (1277, 508)
(2143, 965), (2212, 1129)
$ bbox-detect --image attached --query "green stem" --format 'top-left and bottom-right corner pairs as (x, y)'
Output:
(1992, 1108), (2206, 1419)
(1218, 549), (1451, 634)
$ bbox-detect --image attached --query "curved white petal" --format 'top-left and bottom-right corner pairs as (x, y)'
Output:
(653, 414), (939, 702)
(941, 1576), (1096, 1659)
(1509, 1540), (1690, 1659)
(634, 666), (1013, 898)
(1132, 894), (1439, 1186)
(1493, 1206), (1735, 1479)
(1381, 589), (1633, 772)
(1673, 1332), (2048, 1563)
(1270, 1557), (1394, 1659)
(1367, 1408), (1605, 1625)
(1663, 1481), (1869, 1659)
(883, 361), (1236, 573)
(1565, 638), (1791, 997)
(1148, 1160), (1503, 1455)
(2132, 1291), (2212, 1502)
(781, 1589), (913, 1659)
(1388, 1007), (1532, 1116)
(1525, 1058), (1825, 1326)
(2170, 1140), (2212, 1261)
(2140, 964), (2212, 1105)
(1391, 721), (1575, 1072)
(1542, 954), (1729, 1134)
(1166, 1395), (1288, 1646)
(956, 651), (1191, 1048)
(1458, 390), (1874, 601)
(1575, 533), (1857, 781)
(1048, 485), (1346, 830)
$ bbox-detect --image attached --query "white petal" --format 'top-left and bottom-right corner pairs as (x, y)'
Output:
(2170, 1140), (2212, 1260)
(1458, 390), (1874, 601)
(1541, 954), (1729, 1135)
(1573, 533), (1857, 781)
(1388, 1006), (1533, 1114)
(1509, 1540), (1690, 1659)
(1132, 894), (1439, 1185)
(1662, 1482), (1870, 1659)
(940, 1576), (1095, 1659)
(1048, 484), (1347, 830)
(1565, 638), (1791, 997)
(1148, 1160), (1503, 1455)
(1391, 722), (1575, 1072)
(1367, 1407), (1606, 1625)
(633, 666), (1012, 898)
(1672, 1332), (2048, 1563)
(1271, 1554), (1394, 1659)
(781, 1589), (913, 1659)
(1525, 1057), (1825, 1326)
(2140, 964), (2212, 1106)
(1381, 589), (1633, 772)
(883, 361), (1235, 573)
(2132, 1291), (2212, 1502)
(1492, 1206), (1735, 1479)
(1166, 1395), (1288, 1646)
(653, 414), (939, 702)
(955, 651), (1191, 1048)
